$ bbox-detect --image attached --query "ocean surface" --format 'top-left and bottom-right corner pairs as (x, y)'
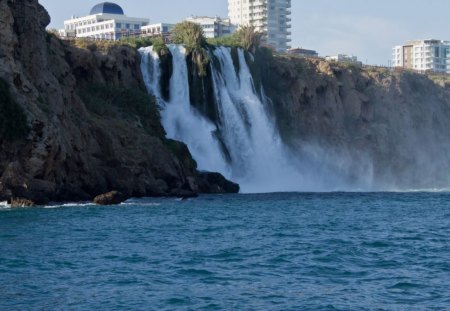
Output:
(1, 192), (450, 310)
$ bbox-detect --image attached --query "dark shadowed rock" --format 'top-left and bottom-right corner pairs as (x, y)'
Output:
(197, 172), (240, 194)
(0, 0), (199, 202)
(93, 191), (127, 205)
(10, 198), (35, 208)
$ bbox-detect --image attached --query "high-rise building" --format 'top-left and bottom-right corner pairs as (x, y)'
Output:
(228, 0), (292, 52)
(185, 16), (237, 39)
(392, 39), (450, 74)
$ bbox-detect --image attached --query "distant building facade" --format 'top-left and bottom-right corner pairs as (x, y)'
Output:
(228, 0), (292, 52)
(392, 39), (450, 73)
(59, 2), (149, 40)
(326, 54), (362, 66)
(185, 16), (236, 39)
(287, 48), (318, 58)
(141, 23), (175, 43)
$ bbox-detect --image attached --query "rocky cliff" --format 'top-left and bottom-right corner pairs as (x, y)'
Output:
(259, 54), (450, 190)
(0, 0), (238, 204)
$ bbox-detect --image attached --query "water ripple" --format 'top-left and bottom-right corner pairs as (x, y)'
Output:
(1, 192), (450, 310)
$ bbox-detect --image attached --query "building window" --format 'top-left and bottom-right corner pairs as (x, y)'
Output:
(435, 47), (440, 58)
(116, 23), (122, 28)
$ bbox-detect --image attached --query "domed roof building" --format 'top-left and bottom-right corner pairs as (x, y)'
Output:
(59, 2), (149, 40)
(90, 2), (125, 15)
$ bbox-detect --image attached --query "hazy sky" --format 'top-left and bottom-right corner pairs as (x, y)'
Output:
(39, 0), (450, 65)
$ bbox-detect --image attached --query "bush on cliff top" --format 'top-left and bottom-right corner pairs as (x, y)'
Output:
(171, 21), (207, 51)
(171, 21), (209, 77)
(208, 26), (263, 52)
(70, 36), (168, 54)
(0, 78), (29, 142)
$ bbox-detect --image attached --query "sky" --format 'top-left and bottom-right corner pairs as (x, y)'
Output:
(39, 0), (450, 66)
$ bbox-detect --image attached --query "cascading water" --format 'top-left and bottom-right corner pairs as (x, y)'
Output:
(140, 45), (229, 174)
(139, 45), (316, 193)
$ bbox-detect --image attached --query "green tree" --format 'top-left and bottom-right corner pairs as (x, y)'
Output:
(235, 26), (263, 52)
(171, 21), (210, 77)
(171, 21), (206, 51)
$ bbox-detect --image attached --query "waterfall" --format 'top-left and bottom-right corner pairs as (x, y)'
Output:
(140, 46), (229, 175)
(139, 45), (308, 193)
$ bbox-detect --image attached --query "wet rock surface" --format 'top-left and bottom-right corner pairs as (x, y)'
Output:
(197, 172), (240, 194)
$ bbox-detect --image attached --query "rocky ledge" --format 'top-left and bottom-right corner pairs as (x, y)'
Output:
(0, 0), (238, 205)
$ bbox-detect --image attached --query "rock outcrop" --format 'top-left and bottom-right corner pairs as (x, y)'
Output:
(93, 191), (127, 205)
(197, 172), (240, 194)
(10, 198), (34, 208)
(0, 0), (237, 204)
(258, 53), (450, 190)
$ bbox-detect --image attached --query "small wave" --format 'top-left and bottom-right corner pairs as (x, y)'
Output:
(44, 202), (94, 209)
(0, 201), (11, 209)
(120, 202), (161, 207)
(389, 282), (425, 290)
(389, 188), (450, 193)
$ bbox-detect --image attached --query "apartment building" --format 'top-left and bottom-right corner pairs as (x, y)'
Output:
(59, 2), (149, 40)
(141, 23), (175, 43)
(228, 0), (292, 51)
(185, 16), (236, 39)
(392, 39), (450, 73)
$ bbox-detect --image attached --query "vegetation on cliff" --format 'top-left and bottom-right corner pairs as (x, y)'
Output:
(171, 21), (209, 77)
(79, 84), (166, 138)
(69, 35), (168, 54)
(207, 26), (263, 52)
(0, 78), (29, 142)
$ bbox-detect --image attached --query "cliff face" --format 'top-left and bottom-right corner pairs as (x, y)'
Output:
(0, 0), (207, 203)
(260, 54), (450, 190)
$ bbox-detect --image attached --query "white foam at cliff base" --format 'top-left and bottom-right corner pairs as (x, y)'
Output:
(44, 202), (94, 209)
(0, 201), (10, 209)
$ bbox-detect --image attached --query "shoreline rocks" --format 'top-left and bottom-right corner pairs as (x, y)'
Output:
(93, 191), (127, 206)
(10, 198), (35, 208)
(197, 172), (240, 194)
(0, 0), (241, 204)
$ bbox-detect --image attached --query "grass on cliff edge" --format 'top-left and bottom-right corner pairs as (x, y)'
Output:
(79, 84), (165, 139)
(0, 78), (29, 142)
(69, 36), (167, 54)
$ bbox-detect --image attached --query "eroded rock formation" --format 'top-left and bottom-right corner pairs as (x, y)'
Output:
(0, 0), (237, 204)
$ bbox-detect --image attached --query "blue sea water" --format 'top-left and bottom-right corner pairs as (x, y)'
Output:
(1, 192), (450, 310)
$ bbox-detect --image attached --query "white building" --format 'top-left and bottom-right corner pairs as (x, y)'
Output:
(141, 23), (175, 43)
(59, 2), (149, 40)
(392, 39), (450, 73)
(228, 0), (292, 52)
(185, 16), (236, 39)
(326, 54), (362, 66)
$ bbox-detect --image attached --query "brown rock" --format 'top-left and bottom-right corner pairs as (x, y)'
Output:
(93, 191), (127, 206)
(10, 198), (35, 208)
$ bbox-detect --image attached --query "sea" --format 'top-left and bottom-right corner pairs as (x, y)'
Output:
(1, 192), (450, 310)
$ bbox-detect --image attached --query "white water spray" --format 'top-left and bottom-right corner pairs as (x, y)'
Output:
(139, 45), (336, 192)
(140, 46), (229, 174)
